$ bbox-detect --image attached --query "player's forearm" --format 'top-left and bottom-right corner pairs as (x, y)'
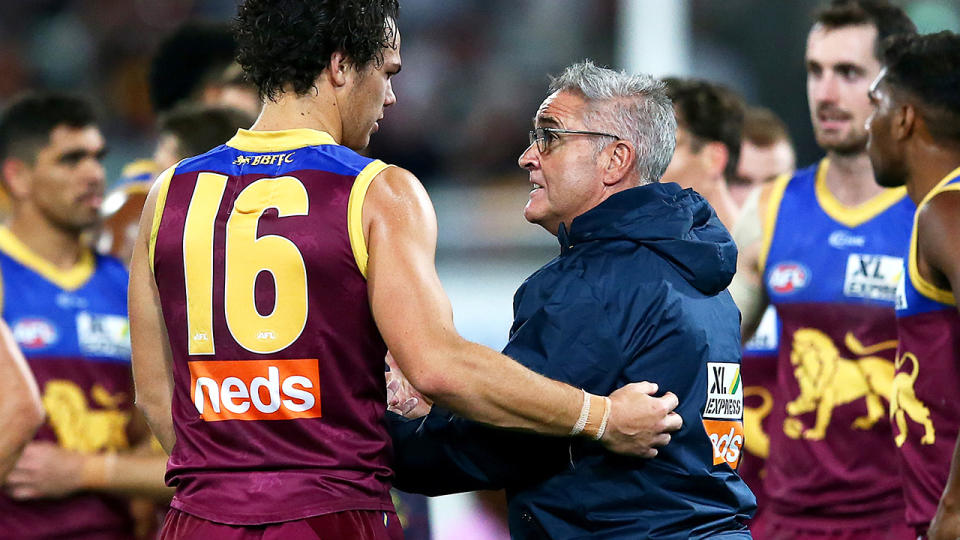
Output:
(0, 399), (44, 482)
(134, 399), (176, 455)
(80, 452), (173, 501)
(0, 324), (45, 482)
(410, 338), (583, 437)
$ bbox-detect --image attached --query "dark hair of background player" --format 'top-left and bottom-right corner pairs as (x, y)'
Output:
(663, 77), (745, 181)
(0, 92), (97, 163)
(815, 0), (917, 58)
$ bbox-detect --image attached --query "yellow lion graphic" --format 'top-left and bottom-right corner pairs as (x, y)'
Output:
(783, 329), (895, 441)
(890, 352), (935, 447)
(42, 380), (130, 453)
(743, 386), (772, 458)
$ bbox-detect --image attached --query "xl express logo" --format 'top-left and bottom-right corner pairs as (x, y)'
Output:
(703, 362), (744, 469)
(768, 262), (809, 294)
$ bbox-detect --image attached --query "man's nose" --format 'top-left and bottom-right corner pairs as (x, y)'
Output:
(518, 142), (538, 170)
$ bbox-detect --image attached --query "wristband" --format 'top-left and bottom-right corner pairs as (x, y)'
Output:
(569, 389), (590, 436)
(82, 451), (117, 488)
(595, 396), (612, 441)
(582, 393), (606, 439)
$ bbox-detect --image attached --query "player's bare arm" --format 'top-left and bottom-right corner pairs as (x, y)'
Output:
(729, 180), (775, 342)
(920, 191), (960, 540)
(0, 321), (43, 483)
(365, 166), (681, 457)
(129, 172), (176, 455)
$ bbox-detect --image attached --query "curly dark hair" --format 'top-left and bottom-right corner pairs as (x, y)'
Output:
(235, 0), (399, 102)
(881, 31), (960, 142)
(815, 0), (916, 58)
(663, 77), (745, 181)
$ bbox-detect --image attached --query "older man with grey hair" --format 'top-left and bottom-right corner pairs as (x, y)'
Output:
(387, 60), (756, 539)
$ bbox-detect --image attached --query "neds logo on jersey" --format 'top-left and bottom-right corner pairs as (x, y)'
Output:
(190, 359), (321, 421)
(769, 262), (809, 294)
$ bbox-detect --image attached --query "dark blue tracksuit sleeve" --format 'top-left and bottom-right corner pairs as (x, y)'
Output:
(388, 407), (569, 496)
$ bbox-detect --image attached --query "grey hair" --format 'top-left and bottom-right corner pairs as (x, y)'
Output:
(549, 60), (676, 185)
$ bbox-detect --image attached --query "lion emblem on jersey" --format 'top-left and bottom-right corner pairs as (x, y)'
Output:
(43, 380), (131, 453)
(743, 386), (773, 458)
(783, 329), (895, 441)
(890, 352), (935, 447)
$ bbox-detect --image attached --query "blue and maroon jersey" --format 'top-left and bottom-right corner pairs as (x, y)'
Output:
(893, 166), (960, 530)
(150, 128), (395, 525)
(0, 228), (135, 539)
(739, 305), (779, 513)
(759, 159), (914, 528)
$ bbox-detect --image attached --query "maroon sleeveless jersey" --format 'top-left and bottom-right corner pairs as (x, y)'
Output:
(150, 129), (394, 525)
(893, 169), (960, 531)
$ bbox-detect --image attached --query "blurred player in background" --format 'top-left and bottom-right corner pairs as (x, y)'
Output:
(866, 30), (960, 540)
(0, 92), (170, 539)
(730, 1), (916, 538)
(662, 77), (745, 229)
(128, 1), (680, 538)
(99, 104), (254, 263)
(732, 107), (796, 208)
(731, 105), (796, 532)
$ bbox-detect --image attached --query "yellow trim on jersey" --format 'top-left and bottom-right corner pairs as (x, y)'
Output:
(814, 158), (907, 228)
(348, 160), (392, 278)
(120, 158), (159, 180)
(226, 128), (337, 152)
(907, 166), (960, 306)
(148, 165), (177, 271)
(757, 172), (792, 274)
(0, 227), (94, 291)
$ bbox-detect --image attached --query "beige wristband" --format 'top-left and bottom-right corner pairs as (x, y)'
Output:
(569, 389), (590, 436)
(81, 451), (118, 489)
(582, 393), (607, 440)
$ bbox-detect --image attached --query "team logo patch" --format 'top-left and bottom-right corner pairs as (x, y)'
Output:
(895, 270), (908, 311)
(828, 230), (866, 249)
(769, 262), (809, 294)
(705, 362), (743, 420)
(190, 359), (322, 422)
(12, 318), (58, 349)
(233, 152), (295, 166)
(77, 313), (131, 358)
(842, 254), (903, 303)
(703, 419), (744, 468)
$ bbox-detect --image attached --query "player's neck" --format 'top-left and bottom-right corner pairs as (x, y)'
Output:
(250, 91), (342, 144)
(906, 146), (960, 204)
(7, 209), (85, 270)
(823, 150), (885, 207)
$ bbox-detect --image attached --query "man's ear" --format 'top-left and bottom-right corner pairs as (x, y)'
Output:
(329, 51), (350, 87)
(895, 103), (916, 141)
(601, 140), (636, 186)
(1, 158), (31, 199)
(703, 141), (729, 179)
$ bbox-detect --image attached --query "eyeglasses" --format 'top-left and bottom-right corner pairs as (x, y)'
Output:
(528, 127), (620, 154)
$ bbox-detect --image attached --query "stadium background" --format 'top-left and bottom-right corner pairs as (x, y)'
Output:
(2, 0), (958, 537)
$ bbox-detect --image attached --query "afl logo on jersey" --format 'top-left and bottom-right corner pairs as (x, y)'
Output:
(12, 318), (58, 349)
(769, 262), (810, 294)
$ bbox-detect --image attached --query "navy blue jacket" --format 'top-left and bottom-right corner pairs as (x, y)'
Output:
(390, 183), (756, 539)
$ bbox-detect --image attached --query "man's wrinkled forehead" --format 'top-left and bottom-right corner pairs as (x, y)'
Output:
(533, 90), (582, 128)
